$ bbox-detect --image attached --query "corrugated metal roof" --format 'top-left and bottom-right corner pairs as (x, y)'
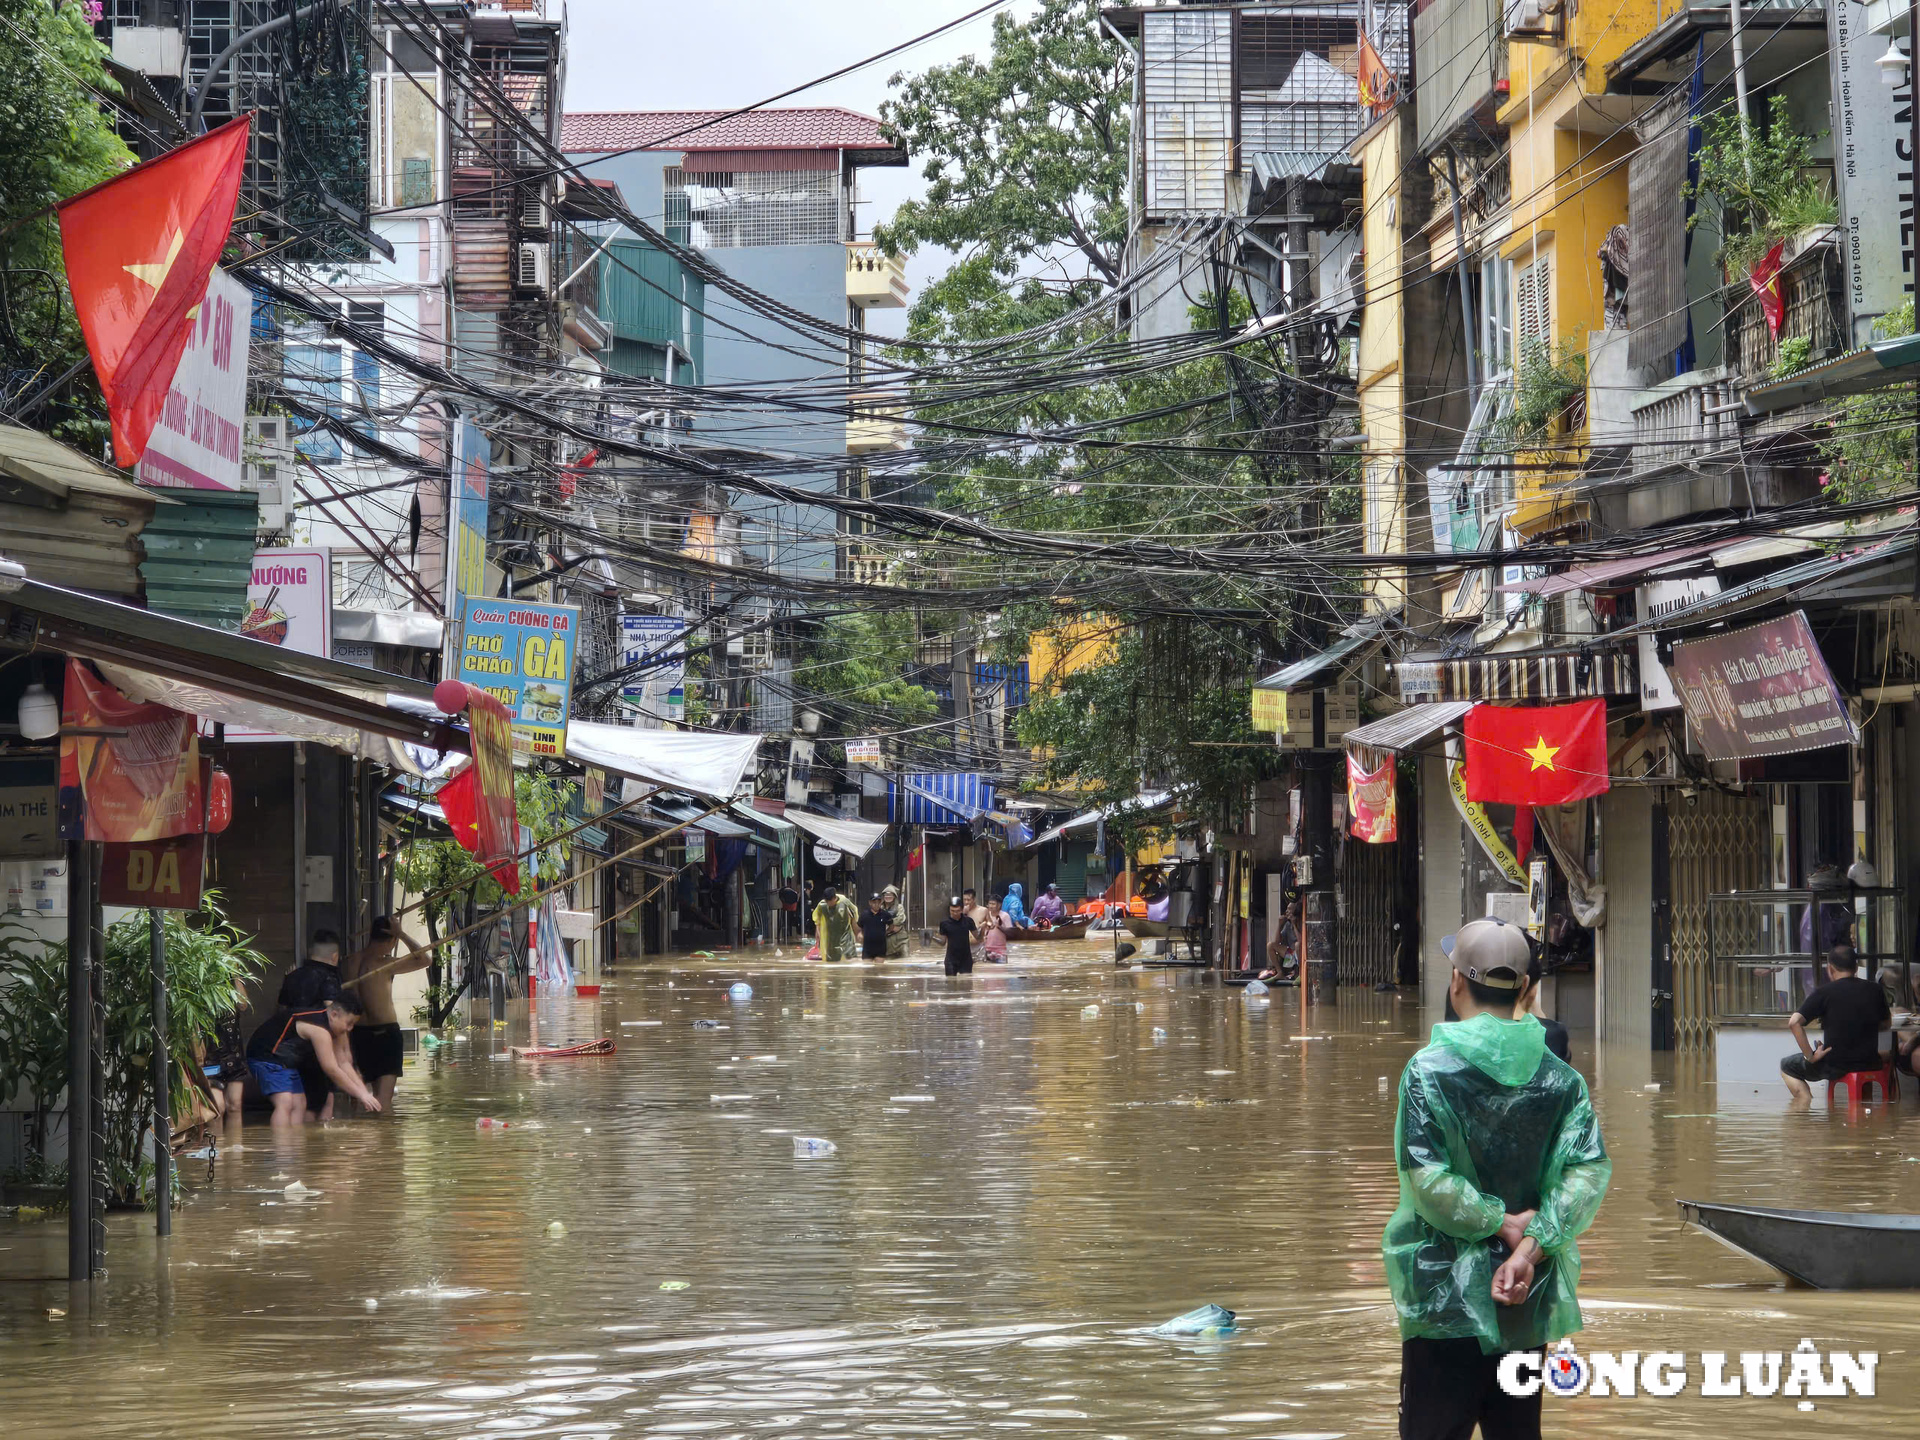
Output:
(1253, 612), (1394, 691)
(1342, 700), (1474, 754)
(561, 107), (897, 155)
(138, 487), (259, 628)
(890, 772), (994, 827)
(1248, 150), (1349, 185)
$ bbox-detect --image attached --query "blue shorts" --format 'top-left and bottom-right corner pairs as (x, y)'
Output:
(248, 1058), (303, 1096)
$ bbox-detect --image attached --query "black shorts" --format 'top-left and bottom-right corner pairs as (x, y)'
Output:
(350, 1022), (405, 1081)
(1780, 1051), (1853, 1084)
(301, 1066), (331, 1115)
(1400, 1337), (1542, 1440)
(944, 954), (974, 976)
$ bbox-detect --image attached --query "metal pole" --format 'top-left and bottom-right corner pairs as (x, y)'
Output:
(88, 846), (105, 1273)
(186, 0), (333, 133)
(65, 839), (92, 1283)
(293, 741), (307, 962)
(1729, 0), (1753, 171)
(1445, 148), (1482, 411)
(150, 909), (171, 1237)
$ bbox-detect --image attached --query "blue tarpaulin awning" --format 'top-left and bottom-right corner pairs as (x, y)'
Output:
(889, 772), (995, 826)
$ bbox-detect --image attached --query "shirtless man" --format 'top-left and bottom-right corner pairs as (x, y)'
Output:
(342, 917), (429, 1112)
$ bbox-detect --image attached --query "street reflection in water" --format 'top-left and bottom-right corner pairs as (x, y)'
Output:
(3, 946), (1918, 1435)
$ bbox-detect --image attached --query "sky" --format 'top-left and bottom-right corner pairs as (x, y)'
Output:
(562, 1), (1035, 337)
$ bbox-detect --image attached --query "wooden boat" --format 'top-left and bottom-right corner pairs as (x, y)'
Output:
(1126, 918), (1172, 938)
(1006, 920), (1092, 942)
(1677, 1199), (1920, 1288)
(512, 1038), (616, 1059)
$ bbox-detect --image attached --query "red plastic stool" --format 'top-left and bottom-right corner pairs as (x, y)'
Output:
(1830, 1066), (1896, 1107)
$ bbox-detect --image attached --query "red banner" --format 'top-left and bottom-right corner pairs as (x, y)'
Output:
(59, 660), (204, 842)
(1749, 242), (1786, 340)
(1346, 748), (1398, 843)
(433, 679), (520, 894)
(1668, 610), (1855, 760)
(100, 835), (207, 910)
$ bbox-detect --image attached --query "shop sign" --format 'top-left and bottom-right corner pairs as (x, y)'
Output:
(619, 614), (686, 725)
(845, 737), (882, 765)
(1827, 0), (1912, 342)
(1447, 755), (1526, 886)
(100, 835), (207, 909)
(457, 596), (578, 756)
(1669, 611), (1857, 761)
(226, 545), (331, 744)
(685, 827), (707, 863)
(135, 265), (248, 491)
(813, 843), (842, 867)
(59, 660), (204, 843)
(0, 758), (61, 859)
(1250, 687), (1286, 732)
(446, 420), (490, 624)
(1636, 575), (1721, 711)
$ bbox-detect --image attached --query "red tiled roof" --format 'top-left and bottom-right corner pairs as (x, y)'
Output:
(561, 107), (898, 155)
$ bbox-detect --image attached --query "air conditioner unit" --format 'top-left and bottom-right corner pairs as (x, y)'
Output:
(1505, 0), (1550, 33)
(517, 186), (549, 232)
(515, 242), (550, 292)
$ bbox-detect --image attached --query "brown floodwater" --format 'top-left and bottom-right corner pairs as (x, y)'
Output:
(3, 942), (1919, 1436)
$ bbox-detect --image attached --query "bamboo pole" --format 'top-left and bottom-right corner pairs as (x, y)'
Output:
(595, 874), (672, 936)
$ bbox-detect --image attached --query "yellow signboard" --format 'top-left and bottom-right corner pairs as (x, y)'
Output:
(1251, 687), (1287, 732)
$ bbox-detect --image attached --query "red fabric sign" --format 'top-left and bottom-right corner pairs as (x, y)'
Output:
(1463, 698), (1610, 806)
(57, 117), (251, 466)
(1749, 241), (1786, 340)
(100, 835), (207, 910)
(433, 680), (520, 894)
(1346, 748), (1398, 843)
(1357, 32), (1398, 117)
(59, 660), (204, 842)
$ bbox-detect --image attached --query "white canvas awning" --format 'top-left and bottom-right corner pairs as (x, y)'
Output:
(1029, 790), (1172, 848)
(782, 807), (888, 859)
(97, 662), (440, 774)
(565, 720), (760, 801)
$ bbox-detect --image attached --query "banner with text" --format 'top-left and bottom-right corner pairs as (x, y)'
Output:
(59, 660), (203, 842)
(1670, 610), (1857, 761)
(135, 265), (249, 491)
(619, 613), (686, 725)
(457, 596), (578, 757)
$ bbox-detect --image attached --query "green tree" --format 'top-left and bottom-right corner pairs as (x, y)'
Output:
(803, 611), (939, 728)
(1820, 299), (1914, 504)
(876, 0), (1130, 337)
(0, 0), (134, 444)
(1688, 95), (1835, 273)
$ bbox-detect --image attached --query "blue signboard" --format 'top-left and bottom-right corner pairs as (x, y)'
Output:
(457, 596), (578, 757)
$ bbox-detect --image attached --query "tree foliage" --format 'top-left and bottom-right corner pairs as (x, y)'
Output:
(803, 611), (939, 729)
(1820, 299), (1915, 504)
(876, 0), (1130, 338)
(1688, 96), (1836, 273)
(0, 0), (133, 444)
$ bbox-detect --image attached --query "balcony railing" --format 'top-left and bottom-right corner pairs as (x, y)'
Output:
(1630, 369), (1742, 477)
(846, 243), (909, 309)
(1726, 228), (1843, 383)
(847, 392), (909, 454)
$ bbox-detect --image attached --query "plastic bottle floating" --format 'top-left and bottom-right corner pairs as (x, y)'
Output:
(1150, 1303), (1237, 1337)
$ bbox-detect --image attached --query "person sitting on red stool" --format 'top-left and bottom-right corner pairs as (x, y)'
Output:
(1781, 943), (1892, 1104)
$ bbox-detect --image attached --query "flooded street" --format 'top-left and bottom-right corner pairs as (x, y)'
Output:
(4, 947), (1918, 1435)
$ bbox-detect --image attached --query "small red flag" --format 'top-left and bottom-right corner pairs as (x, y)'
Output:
(1464, 699), (1610, 806)
(906, 844), (925, 873)
(58, 116), (251, 466)
(1749, 242), (1786, 341)
(436, 764), (483, 852)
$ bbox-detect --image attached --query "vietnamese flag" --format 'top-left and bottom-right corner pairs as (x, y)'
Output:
(58, 116), (251, 466)
(1464, 698), (1610, 806)
(906, 844), (925, 872)
(1749, 241), (1786, 340)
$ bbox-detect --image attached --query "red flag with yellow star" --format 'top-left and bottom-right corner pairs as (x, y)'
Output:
(57, 116), (251, 466)
(1463, 698), (1610, 806)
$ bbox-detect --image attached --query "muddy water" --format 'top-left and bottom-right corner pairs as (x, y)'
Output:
(3, 945), (1919, 1436)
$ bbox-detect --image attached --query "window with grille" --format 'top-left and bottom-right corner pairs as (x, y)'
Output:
(1142, 8), (1233, 215)
(661, 167), (844, 248)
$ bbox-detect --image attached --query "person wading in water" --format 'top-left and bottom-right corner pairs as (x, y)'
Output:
(1382, 918), (1610, 1439)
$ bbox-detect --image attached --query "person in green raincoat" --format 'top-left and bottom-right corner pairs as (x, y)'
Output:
(1383, 917), (1610, 1440)
(810, 885), (860, 962)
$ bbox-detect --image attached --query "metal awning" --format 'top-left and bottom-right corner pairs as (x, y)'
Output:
(1028, 790), (1174, 849)
(1254, 613), (1394, 692)
(564, 721), (761, 801)
(783, 807), (889, 859)
(655, 799), (755, 840)
(0, 577), (461, 752)
(1342, 700), (1475, 754)
(890, 772), (994, 825)
(1497, 539), (1735, 597)
(1743, 333), (1920, 413)
(1615, 532), (1916, 633)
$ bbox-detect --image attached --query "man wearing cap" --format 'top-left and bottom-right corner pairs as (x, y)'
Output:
(1382, 917), (1611, 1440)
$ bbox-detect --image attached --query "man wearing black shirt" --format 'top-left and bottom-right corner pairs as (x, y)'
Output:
(1781, 944), (1891, 1100)
(937, 897), (977, 977)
